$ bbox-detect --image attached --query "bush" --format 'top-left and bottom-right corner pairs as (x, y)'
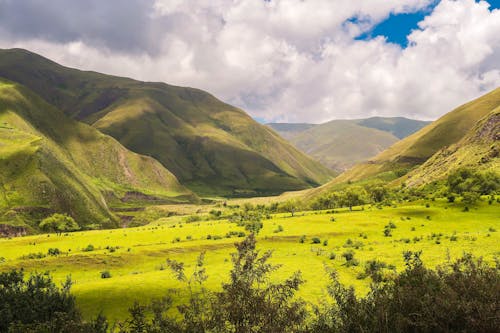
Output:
(329, 252), (336, 260)
(100, 271), (112, 279)
(311, 237), (321, 244)
(310, 253), (500, 333)
(47, 248), (61, 256)
(299, 235), (306, 243)
(82, 244), (94, 252)
(0, 270), (107, 332)
(39, 213), (79, 234)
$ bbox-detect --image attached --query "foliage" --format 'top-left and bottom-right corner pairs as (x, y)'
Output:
(39, 213), (80, 233)
(309, 253), (500, 333)
(0, 269), (107, 333)
(118, 234), (307, 333)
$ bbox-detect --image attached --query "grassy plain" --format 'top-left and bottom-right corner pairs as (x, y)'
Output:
(0, 199), (499, 323)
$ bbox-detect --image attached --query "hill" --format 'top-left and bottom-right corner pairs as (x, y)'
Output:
(268, 117), (429, 172)
(0, 79), (196, 230)
(310, 87), (500, 194)
(0, 49), (334, 196)
(266, 123), (317, 140)
(404, 106), (499, 186)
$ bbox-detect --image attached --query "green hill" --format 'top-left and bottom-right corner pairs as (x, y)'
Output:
(0, 79), (196, 230)
(357, 117), (430, 139)
(404, 106), (500, 186)
(266, 123), (317, 140)
(0, 49), (334, 196)
(268, 118), (428, 172)
(311, 87), (500, 194)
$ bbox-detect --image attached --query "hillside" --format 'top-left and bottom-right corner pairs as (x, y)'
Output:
(266, 123), (317, 140)
(269, 118), (429, 172)
(0, 49), (334, 196)
(311, 87), (500, 194)
(0, 79), (196, 230)
(404, 107), (500, 186)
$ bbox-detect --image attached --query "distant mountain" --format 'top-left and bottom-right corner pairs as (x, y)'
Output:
(268, 117), (429, 172)
(0, 49), (334, 196)
(311, 87), (500, 195)
(266, 123), (317, 140)
(357, 117), (431, 139)
(0, 79), (196, 229)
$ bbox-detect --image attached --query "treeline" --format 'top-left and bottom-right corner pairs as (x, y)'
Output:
(2, 234), (498, 333)
(306, 168), (500, 211)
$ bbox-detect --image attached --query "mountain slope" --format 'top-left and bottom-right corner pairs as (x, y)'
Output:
(357, 117), (430, 139)
(268, 117), (429, 172)
(313, 87), (500, 193)
(0, 79), (196, 229)
(0, 48), (334, 196)
(266, 123), (317, 140)
(404, 107), (499, 186)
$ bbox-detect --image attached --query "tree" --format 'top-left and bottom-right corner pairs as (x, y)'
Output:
(281, 200), (298, 216)
(39, 213), (80, 234)
(209, 234), (307, 333)
(123, 235), (307, 333)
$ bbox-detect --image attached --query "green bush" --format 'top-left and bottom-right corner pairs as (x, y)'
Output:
(100, 271), (112, 279)
(39, 213), (79, 233)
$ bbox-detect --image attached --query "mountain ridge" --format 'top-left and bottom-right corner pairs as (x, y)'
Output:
(268, 117), (429, 172)
(0, 48), (334, 196)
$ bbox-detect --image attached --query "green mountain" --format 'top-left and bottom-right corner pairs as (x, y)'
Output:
(312, 87), (500, 193)
(0, 49), (334, 196)
(0, 78), (196, 230)
(404, 106), (499, 186)
(268, 118), (429, 172)
(266, 123), (317, 140)
(357, 117), (431, 139)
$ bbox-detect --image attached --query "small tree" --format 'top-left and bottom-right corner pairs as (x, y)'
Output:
(39, 213), (79, 234)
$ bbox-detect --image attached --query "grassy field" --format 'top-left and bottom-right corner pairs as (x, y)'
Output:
(0, 199), (499, 323)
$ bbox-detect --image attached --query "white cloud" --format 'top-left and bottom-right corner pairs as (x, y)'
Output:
(0, 0), (498, 122)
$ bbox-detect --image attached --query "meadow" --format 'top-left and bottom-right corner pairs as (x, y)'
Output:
(0, 198), (498, 323)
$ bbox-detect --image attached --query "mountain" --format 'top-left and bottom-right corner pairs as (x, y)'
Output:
(0, 49), (334, 196)
(268, 118), (429, 172)
(357, 117), (431, 139)
(266, 123), (317, 140)
(404, 106), (499, 187)
(311, 87), (500, 193)
(0, 78), (196, 230)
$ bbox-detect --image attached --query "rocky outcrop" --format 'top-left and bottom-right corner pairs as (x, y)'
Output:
(0, 224), (27, 237)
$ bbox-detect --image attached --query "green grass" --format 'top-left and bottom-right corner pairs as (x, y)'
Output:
(1, 199), (498, 323)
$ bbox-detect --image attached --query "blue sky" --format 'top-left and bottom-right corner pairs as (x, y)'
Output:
(357, 0), (500, 48)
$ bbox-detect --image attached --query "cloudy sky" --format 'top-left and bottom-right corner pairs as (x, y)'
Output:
(0, 0), (499, 123)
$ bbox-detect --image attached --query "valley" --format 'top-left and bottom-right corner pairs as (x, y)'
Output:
(0, 198), (498, 322)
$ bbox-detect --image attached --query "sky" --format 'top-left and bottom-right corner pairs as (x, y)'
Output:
(0, 0), (499, 123)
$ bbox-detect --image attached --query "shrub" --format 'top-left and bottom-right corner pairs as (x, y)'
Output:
(311, 237), (321, 244)
(83, 244), (94, 252)
(39, 213), (79, 234)
(323, 240), (328, 246)
(329, 252), (336, 260)
(47, 248), (61, 256)
(100, 271), (112, 279)
(299, 235), (306, 243)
